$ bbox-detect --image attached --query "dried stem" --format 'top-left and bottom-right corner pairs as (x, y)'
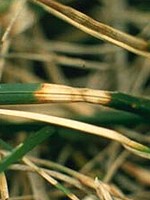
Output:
(35, 0), (150, 58)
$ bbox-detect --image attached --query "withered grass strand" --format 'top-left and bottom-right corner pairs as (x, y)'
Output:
(0, 150), (134, 200)
(23, 157), (80, 200)
(35, 0), (150, 58)
(0, 52), (110, 70)
(1, 0), (27, 43)
(0, 155), (9, 200)
(0, 108), (150, 159)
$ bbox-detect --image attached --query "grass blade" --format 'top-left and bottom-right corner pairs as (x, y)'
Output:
(0, 140), (80, 200)
(0, 126), (53, 172)
(22, 158), (80, 200)
(35, 0), (150, 58)
(0, 83), (150, 119)
(0, 108), (150, 160)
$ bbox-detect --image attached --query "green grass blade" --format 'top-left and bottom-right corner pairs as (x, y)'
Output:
(0, 126), (54, 172)
(0, 139), (13, 151)
(0, 83), (40, 104)
(109, 92), (150, 119)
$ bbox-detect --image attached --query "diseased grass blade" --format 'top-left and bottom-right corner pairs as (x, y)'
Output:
(35, 0), (150, 58)
(0, 126), (53, 172)
(0, 109), (150, 160)
(0, 83), (150, 119)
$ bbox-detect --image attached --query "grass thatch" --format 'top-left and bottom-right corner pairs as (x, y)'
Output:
(0, 0), (150, 199)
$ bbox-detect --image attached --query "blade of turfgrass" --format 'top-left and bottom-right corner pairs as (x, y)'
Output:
(34, 0), (150, 58)
(0, 83), (150, 119)
(0, 126), (53, 172)
(0, 109), (150, 160)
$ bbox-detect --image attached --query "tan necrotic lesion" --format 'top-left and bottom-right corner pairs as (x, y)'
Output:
(35, 83), (111, 104)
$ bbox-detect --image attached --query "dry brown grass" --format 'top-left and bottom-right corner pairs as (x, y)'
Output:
(0, 0), (150, 199)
